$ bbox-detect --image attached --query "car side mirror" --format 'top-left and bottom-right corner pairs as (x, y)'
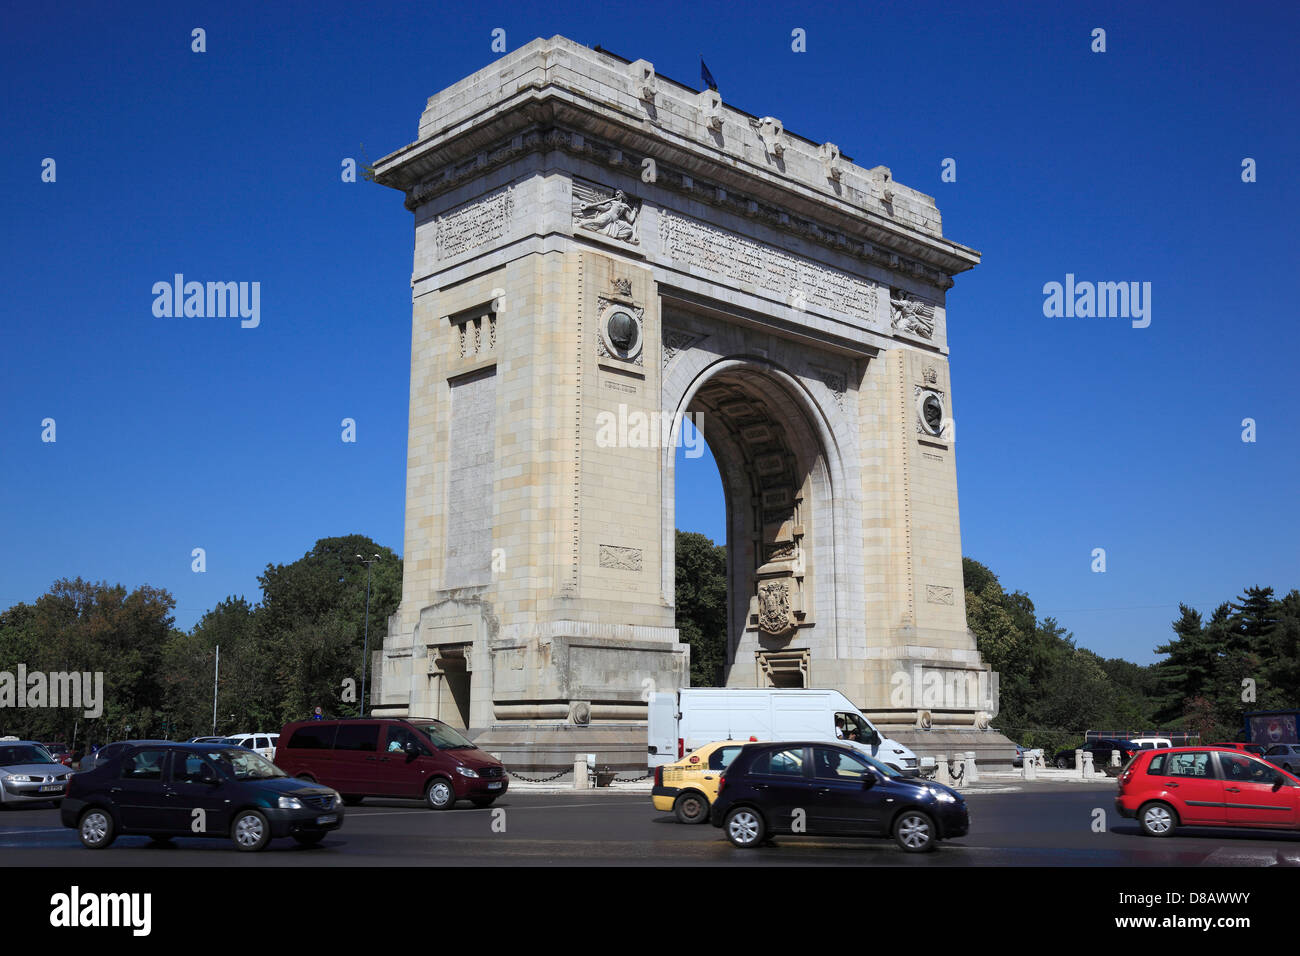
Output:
(862, 773), (877, 790)
(404, 741), (420, 761)
(867, 731), (881, 747)
(199, 766), (219, 786)
(1274, 774), (1285, 791)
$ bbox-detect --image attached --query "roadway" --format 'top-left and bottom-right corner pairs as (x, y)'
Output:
(4, 783), (1299, 866)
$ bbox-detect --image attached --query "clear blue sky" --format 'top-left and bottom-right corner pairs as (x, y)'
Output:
(3, 1), (1296, 665)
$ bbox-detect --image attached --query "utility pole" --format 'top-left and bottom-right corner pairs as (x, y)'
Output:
(355, 554), (381, 717)
(212, 645), (220, 735)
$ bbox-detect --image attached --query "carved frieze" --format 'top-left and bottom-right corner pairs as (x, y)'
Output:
(434, 185), (514, 261)
(659, 209), (878, 323)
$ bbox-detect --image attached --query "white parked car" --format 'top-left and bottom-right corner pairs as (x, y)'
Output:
(1130, 736), (1173, 751)
(220, 733), (280, 761)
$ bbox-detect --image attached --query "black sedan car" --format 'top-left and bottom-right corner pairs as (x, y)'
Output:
(709, 741), (968, 852)
(61, 741), (344, 851)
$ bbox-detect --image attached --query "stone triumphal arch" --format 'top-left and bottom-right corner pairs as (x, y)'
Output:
(371, 37), (1007, 768)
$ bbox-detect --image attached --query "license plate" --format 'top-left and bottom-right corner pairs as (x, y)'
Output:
(39, 785), (63, 793)
(487, 782), (503, 790)
(315, 814), (338, 825)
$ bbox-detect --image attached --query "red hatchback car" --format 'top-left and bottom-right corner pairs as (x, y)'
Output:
(1116, 746), (1300, 837)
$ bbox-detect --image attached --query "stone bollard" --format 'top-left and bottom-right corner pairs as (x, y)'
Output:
(1080, 751), (1093, 779)
(573, 754), (589, 790)
(1111, 749), (1121, 768)
(1023, 752), (1037, 780)
(934, 753), (951, 786)
(963, 751), (979, 784)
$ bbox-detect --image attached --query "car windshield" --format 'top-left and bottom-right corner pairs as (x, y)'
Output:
(409, 721), (476, 750)
(0, 745), (55, 766)
(206, 748), (286, 780)
(860, 753), (901, 778)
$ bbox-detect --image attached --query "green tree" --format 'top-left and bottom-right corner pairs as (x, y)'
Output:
(675, 531), (727, 686)
(255, 535), (401, 721)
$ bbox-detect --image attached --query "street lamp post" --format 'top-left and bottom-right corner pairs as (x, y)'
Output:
(355, 553), (381, 717)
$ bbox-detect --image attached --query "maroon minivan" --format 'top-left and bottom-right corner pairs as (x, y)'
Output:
(274, 718), (508, 810)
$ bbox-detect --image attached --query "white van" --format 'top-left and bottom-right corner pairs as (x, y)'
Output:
(219, 732), (280, 762)
(648, 688), (920, 776)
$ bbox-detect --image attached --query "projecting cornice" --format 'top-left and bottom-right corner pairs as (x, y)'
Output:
(373, 36), (981, 285)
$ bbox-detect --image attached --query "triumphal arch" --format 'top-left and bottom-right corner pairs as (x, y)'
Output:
(372, 37), (1005, 768)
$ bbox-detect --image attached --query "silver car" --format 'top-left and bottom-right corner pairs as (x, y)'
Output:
(0, 741), (72, 806)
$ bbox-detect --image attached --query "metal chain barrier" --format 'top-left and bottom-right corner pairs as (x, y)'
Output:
(507, 768), (571, 782)
(505, 769), (655, 783)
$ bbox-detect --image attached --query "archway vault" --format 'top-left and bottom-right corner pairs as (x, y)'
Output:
(663, 346), (864, 687)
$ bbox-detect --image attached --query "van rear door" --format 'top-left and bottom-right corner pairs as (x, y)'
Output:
(648, 693), (678, 767)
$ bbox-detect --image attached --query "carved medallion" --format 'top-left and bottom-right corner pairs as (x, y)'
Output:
(915, 387), (947, 439)
(597, 299), (644, 365)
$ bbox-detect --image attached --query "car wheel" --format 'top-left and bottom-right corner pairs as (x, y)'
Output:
(724, 806), (766, 848)
(893, 810), (937, 852)
(425, 777), (456, 810)
(1055, 756), (1069, 769)
(1138, 801), (1177, 838)
(230, 809), (272, 851)
(79, 808), (116, 849)
(674, 791), (710, 824)
(469, 796), (497, 809)
(341, 795), (364, 806)
(292, 831), (326, 846)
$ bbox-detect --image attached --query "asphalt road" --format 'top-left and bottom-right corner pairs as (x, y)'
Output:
(4, 785), (1299, 866)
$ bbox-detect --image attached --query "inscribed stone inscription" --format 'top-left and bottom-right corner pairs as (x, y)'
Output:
(435, 186), (514, 261)
(659, 209), (878, 321)
(444, 370), (497, 588)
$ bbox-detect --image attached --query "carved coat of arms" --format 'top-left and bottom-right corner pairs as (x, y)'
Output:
(757, 581), (794, 635)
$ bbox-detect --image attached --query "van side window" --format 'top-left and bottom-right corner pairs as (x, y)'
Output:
(334, 724), (380, 752)
(289, 726), (336, 749)
(385, 726), (429, 755)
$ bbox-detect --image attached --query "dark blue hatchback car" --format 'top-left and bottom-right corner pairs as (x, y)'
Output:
(709, 741), (969, 852)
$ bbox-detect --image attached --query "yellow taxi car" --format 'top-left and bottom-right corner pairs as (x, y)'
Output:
(652, 739), (753, 824)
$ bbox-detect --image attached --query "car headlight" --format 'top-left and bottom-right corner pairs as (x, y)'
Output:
(4, 774), (31, 783)
(455, 766), (479, 778)
(929, 787), (957, 802)
(277, 796), (304, 809)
